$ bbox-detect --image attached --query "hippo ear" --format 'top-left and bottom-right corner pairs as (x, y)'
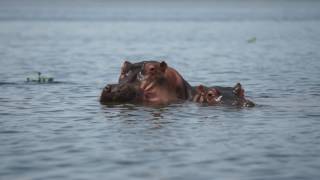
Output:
(121, 61), (132, 73)
(216, 89), (221, 96)
(160, 61), (167, 72)
(233, 83), (242, 90)
(196, 85), (205, 93)
(123, 60), (132, 68)
(233, 82), (244, 97)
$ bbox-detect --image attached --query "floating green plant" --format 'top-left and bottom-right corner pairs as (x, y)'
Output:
(26, 72), (54, 83)
(247, 37), (257, 43)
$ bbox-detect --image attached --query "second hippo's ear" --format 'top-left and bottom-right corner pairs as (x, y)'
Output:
(196, 85), (205, 93)
(233, 82), (245, 97)
(160, 61), (167, 72)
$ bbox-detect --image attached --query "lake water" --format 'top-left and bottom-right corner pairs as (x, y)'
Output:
(0, 0), (320, 179)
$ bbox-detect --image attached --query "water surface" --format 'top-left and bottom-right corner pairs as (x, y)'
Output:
(1, 0), (320, 179)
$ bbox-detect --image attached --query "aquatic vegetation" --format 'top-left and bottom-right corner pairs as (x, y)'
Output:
(247, 37), (257, 43)
(26, 72), (54, 83)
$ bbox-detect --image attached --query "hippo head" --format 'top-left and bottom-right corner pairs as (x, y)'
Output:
(138, 61), (167, 84)
(118, 60), (163, 84)
(118, 61), (150, 84)
(100, 83), (140, 104)
(205, 88), (222, 104)
(119, 61), (141, 84)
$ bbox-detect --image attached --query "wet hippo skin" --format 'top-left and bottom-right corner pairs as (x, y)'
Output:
(138, 61), (192, 104)
(118, 61), (150, 84)
(100, 83), (142, 104)
(101, 60), (255, 107)
(102, 60), (189, 104)
(119, 60), (192, 100)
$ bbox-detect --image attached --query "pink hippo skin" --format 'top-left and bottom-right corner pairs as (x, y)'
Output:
(139, 61), (191, 105)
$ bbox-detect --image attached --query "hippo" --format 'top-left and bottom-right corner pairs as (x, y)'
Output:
(192, 83), (255, 107)
(192, 85), (223, 105)
(100, 60), (255, 107)
(118, 60), (193, 104)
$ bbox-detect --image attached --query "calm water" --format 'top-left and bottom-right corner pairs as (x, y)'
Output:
(1, 0), (320, 179)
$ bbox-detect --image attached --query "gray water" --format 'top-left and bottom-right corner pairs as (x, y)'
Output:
(1, 0), (320, 180)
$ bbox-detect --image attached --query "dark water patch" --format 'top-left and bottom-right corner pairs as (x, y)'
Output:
(310, 93), (320, 96)
(0, 130), (22, 134)
(7, 165), (34, 172)
(0, 82), (17, 85)
(264, 153), (301, 161)
(0, 112), (15, 116)
(115, 160), (146, 166)
(223, 156), (244, 162)
(304, 114), (320, 118)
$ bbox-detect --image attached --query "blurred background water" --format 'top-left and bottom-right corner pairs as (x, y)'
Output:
(0, 0), (320, 179)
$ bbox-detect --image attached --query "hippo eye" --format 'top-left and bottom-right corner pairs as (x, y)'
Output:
(104, 85), (112, 93)
(208, 93), (213, 97)
(150, 67), (155, 72)
(120, 71), (127, 77)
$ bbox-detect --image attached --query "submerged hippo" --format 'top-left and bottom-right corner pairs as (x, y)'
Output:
(192, 83), (255, 107)
(100, 60), (255, 107)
